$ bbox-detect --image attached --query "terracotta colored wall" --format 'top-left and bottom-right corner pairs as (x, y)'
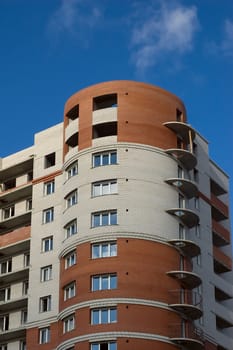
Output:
(0, 225), (30, 247)
(26, 322), (58, 350)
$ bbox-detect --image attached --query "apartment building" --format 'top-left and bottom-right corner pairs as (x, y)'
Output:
(0, 80), (232, 350)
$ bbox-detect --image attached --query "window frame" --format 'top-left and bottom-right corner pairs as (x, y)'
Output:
(65, 219), (78, 238)
(92, 210), (117, 227)
(92, 150), (117, 168)
(91, 307), (117, 325)
(92, 241), (117, 259)
(43, 207), (54, 224)
(39, 327), (50, 344)
(2, 205), (15, 220)
(64, 282), (76, 301)
(91, 342), (117, 350)
(66, 162), (78, 179)
(92, 274), (117, 292)
(39, 295), (52, 312)
(65, 251), (76, 269)
(66, 190), (78, 208)
(44, 180), (55, 195)
(42, 236), (53, 252)
(92, 180), (117, 197)
(41, 265), (52, 282)
(63, 314), (75, 333)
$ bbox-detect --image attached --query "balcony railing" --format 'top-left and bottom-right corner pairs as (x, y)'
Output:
(212, 220), (230, 246)
(213, 246), (232, 273)
(169, 322), (204, 350)
(169, 289), (203, 320)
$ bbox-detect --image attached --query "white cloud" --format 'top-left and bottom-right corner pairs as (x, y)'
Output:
(221, 19), (233, 57)
(47, 0), (101, 45)
(130, 1), (199, 71)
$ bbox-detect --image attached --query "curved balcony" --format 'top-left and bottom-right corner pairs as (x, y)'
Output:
(0, 183), (32, 206)
(165, 149), (197, 170)
(165, 178), (198, 199)
(166, 208), (199, 228)
(163, 121), (196, 143)
(0, 212), (31, 233)
(65, 119), (79, 144)
(169, 290), (203, 320)
(167, 270), (202, 289)
(169, 323), (204, 350)
(168, 239), (200, 257)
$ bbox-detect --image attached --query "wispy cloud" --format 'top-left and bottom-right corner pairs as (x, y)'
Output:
(47, 0), (102, 46)
(129, 1), (199, 72)
(221, 19), (233, 57)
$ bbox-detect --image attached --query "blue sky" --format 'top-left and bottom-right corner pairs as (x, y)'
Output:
(0, 0), (232, 208)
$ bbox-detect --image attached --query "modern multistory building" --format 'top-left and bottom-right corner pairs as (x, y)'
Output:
(0, 81), (232, 350)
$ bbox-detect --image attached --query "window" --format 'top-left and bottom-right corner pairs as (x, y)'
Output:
(0, 315), (9, 331)
(65, 251), (76, 269)
(93, 151), (117, 167)
(21, 310), (27, 324)
(41, 265), (52, 282)
(65, 220), (77, 238)
(195, 224), (200, 237)
(66, 190), (78, 208)
(63, 314), (75, 333)
(92, 211), (117, 227)
(91, 307), (117, 324)
(176, 109), (183, 122)
(22, 280), (29, 295)
(26, 198), (32, 211)
(0, 259), (12, 274)
(93, 94), (117, 111)
(2, 205), (15, 220)
(92, 242), (117, 259)
(64, 282), (76, 300)
(44, 180), (55, 195)
(178, 166), (184, 179)
(91, 342), (117, 350)
(43, 207), (54, 223)
(93, 122), (117, 139)
(44, 152), (56, 168)
(196, 254), (201, 266)
(194, 168), (199, 183)
(28, 171), (33, 181)
(0, 345), (7, 350)
(0, 287), (10, 302)
(92, 274), (117, 291)
(19, 340), (26, 350)
(42, 236), (53, 252)
(39, 327), (50, 344)
(92, 180), (117, 197)
(24, 253), (30, 267)
(39, 295), (51, 312)
(194, 197), (200, 210)
(66, 162), (78, 179)
(179, 194), (185, 208)
(179, 224), (185, 239)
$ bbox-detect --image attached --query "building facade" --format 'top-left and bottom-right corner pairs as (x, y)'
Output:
(0, 81), (232, 350)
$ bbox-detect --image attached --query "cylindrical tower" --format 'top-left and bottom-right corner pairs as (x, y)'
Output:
(58, 81), (202, 350)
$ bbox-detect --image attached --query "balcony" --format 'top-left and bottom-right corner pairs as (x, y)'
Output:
(211, 194), (229, 221)
(0, 295), (27, 312)
(163, 121), (196, 143)
(0, 211), (31, 233)
(165, 178), (198, 199)
(167, 270), (202, 289)
(212, 220), (230, 246)
(0, 325), (26, 342)
(168, 239), (200, 258)
(0, 159), (33, 183)
(166, 208), (199, 228)
(0, 267), (29, 285)
(0, 182), (32, 205)
(165, 148), (197, 171)
(169, 322), (204, 350)
(213, 246), (232, 273)
(169, 290), (203, 320)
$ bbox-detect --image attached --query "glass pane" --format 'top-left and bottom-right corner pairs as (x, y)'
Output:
(93, 184), (101, 196)
(94, 155), (101, 167)
(92, 310), (99, 324)
(93, 215), (100, 227)
(110, 275), (117, 289)
(110, 243), (117, 256)
(110, 342), (117, 350)
(92, 245), (100, 258)
(101, 309), (108, 323)
(102, 244), (108, 257)
(91, 345), (99, 350)
(110, 152), (117, 164)
(102, 154), (109, 165)
(110, 308), (117, 322)
(102, 183), (109, 195)
(102, 213), (108, 226)
(111, 182), (117, 193)
(92, 276), (99, 291)
(102, 276), (108, 290)
(110, 212), (117, 225)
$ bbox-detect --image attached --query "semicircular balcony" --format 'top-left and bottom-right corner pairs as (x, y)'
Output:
(167, 270), (202, 289)
(166, 208), (199, 228)
(163, 121), (196, 143)
(168, 239), (200, 257)
(165, 178), (198, 199)
(169, 290), (203, 320)
(165, 149), (197, 171)
(170, 322), (204, 350)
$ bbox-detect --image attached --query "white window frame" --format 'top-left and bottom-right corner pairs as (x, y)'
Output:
(0, 314), (9, 331)
(92, 242), (117, 259)
(0, 287), (10, 302)
(19, 340), (26, 350)
(41, 265), (52, 282)
(179, 194), (185, 208)
(26, 198), (32, 211)
(21, 309), (27, 324)
(92, 274), (117, 291)
(44, 180), (55, 195)
(65, 251), (76, 269)
(66, 162), (78, 179)
(93, 150), (117, 167)
(24, 253), (30, 267)
(64, 282), (76, 300)
(91, 307), (117, 324)
(65, 219), (77, 238)
(39, 295), (52, 312)
(42, 236), (53, 252)
(22, 280), (29, 295)
(43, 207), (54, 223)
(194, 197), (200, 210)
(39, 327), (50, 344)
(63, 314), (75, 333)
(0, 259), (12, 274)
(92, 180), (117, 197)
(66, 190), (78, 208)
(2, 205), (15, 220)
(91, 342), (117, 350)
(0, 345), (8, 350)
(92, 210), (117, 227)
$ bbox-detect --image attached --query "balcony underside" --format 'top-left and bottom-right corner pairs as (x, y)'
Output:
(167, 271), (202, 289)
(170, 303), (203, 320)
(171, 337), (204, 350)
(167, 208), (199, 228)
(165, 178), (198, 199)
(163, 121), (196, 143)
(169, 239), (200, 257)
(165, 149), (197, 170)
